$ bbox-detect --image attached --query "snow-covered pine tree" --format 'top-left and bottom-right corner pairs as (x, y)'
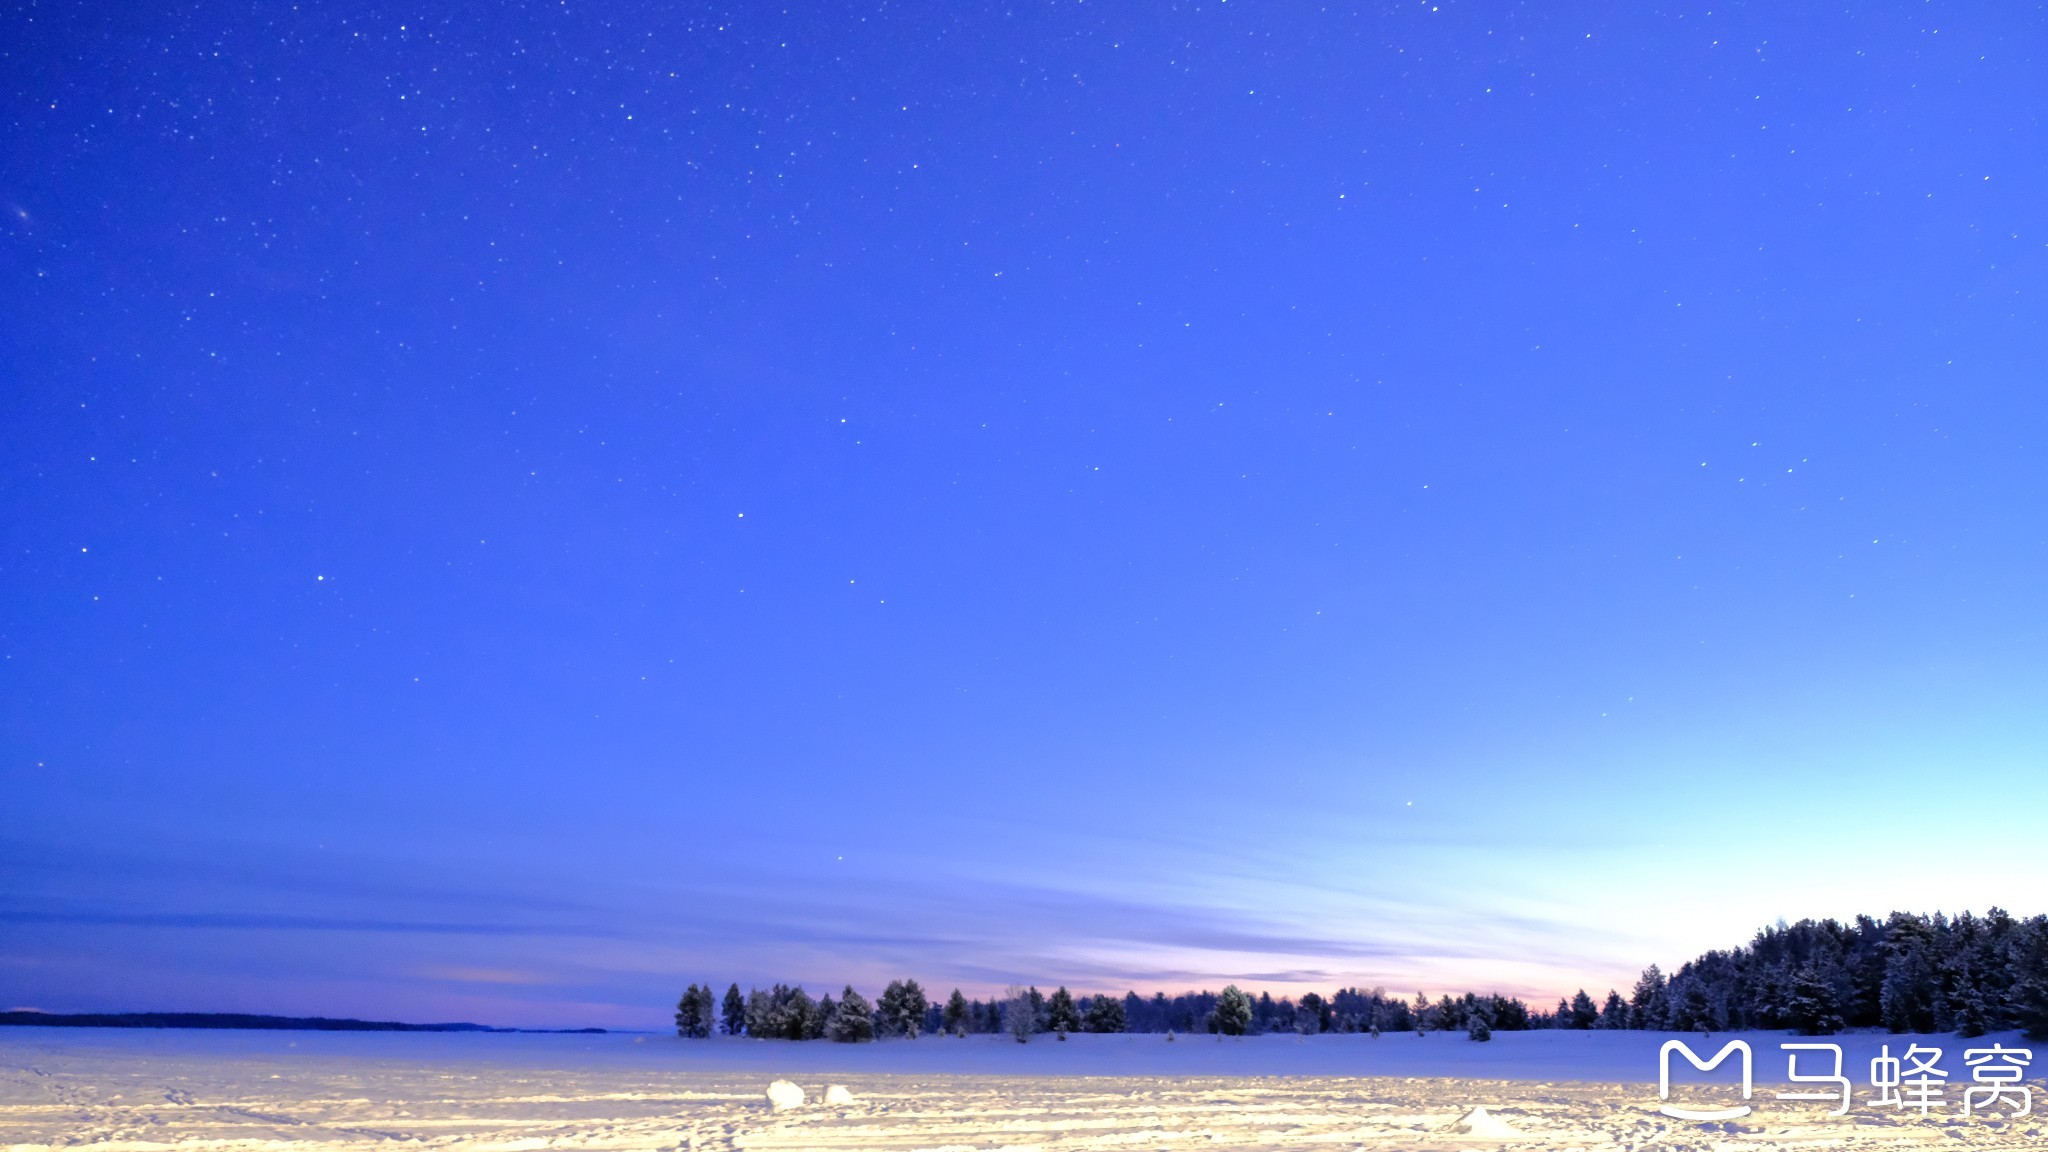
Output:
(742, 987), (773, 1039)
(943, 988), (969, 1035)
(745, 983), (814, 1039)
(1005, 986), (1035, 1043)
(1084, 991), (1127, 1033)
(752, 986), (813, 1040)
(2015, 917), (2048, 1040)
(1784, 966), (1843, 1035)
(1881, 946), (1930, 1032)
(1212, 985), (1252, 1036)
(1466, 998), (1493, 1042)
(1956, 987), (1989, 1038)
(1669, 976), (1719, 1033)
(827, 986), (875, 1042)
(878, 979), (929, 1038)
(1931, 990), (1955, 1034)
(1045, 987), (1082, 1033)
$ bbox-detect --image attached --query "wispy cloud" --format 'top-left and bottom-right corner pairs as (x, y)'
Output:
(0, 909), (586, 936)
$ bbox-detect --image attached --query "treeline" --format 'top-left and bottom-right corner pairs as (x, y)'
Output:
(678, 911), (2048, 1043)
(676, 979), (1540, 1042)
(1558, 909), (2048, 1038)
(674, 980), (935, 1042)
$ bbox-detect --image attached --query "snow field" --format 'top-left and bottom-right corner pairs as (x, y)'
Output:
(3, 1027), (2042, 1150)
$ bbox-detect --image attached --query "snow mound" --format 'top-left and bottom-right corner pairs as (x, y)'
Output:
(823, 1084), (855, 1105)
(766, 1079), (805, 1110)
(1448, 1105), (1519, 1138)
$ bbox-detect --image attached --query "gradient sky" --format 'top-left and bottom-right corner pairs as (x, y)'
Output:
(4, 2), (2046, 1028)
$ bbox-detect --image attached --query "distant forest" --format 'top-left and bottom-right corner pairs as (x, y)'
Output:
(678, 910), (2048, 1042)
(0, 1012), (605, 1034)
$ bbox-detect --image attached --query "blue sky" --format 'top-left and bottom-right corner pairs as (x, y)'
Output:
(4, 2), (2046, 1027)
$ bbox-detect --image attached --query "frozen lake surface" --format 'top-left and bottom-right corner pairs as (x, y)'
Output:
(4, 1025), (2027, 1081)
(2, 1026), (2039, 1149)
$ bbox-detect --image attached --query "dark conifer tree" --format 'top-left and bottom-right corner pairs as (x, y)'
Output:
(1253, 991), (1277, 1033)
(674, 983), (714, 1038)
(721, 983), (745, 1037)
(1956, 986), (1989, 1038)
(1597, 991), (1626, 1029)
(801, 989), (829, 1039)
(1784, 966), (1843, 1035)
(2015, 919), (2048, 1039)
(1213, 985), (1253, 1036)
(943, 988), (969, 1035)
(1931, 990), (1956, 1034)
(1045, 986), (1082, 1033)
(1669, 977), (1718, 1033)
(1297, 992), (1328, 1034)
(1881, 923), (1934, 1032)
(1629, 965), (1668, 1030)
(1085, 991), (1128, 1033)
(1569, 989), (1598, 1029)
(781, 986), (821, 1039)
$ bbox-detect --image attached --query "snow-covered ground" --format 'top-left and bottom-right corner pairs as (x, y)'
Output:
(2, 1026), (2040, 1150)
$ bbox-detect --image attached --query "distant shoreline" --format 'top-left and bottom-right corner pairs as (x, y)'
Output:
(0, 1011), (604, 1034)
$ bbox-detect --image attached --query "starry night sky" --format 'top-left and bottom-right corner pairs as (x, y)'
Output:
(4, 2), (2046, 1027)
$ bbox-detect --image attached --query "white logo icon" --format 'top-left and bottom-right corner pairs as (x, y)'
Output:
(1658, 1039), (1754, 1120)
